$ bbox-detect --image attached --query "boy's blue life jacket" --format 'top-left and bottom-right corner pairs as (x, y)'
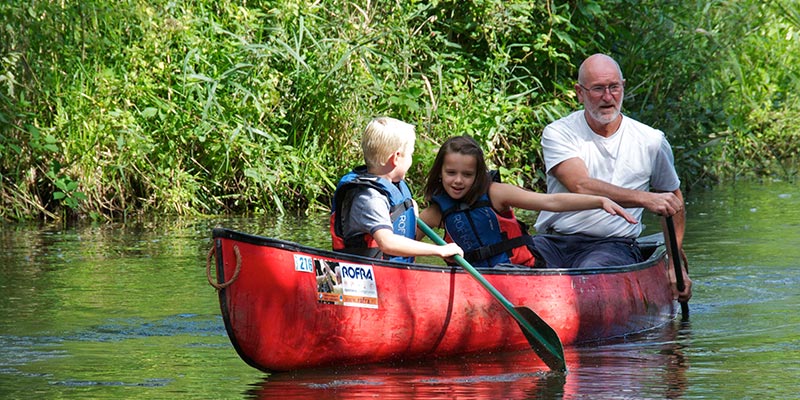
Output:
(431, 190), (537, 268)
(330, 166), (416, 263)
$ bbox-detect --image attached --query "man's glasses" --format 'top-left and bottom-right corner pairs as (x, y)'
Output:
(579, 83), (623, 97)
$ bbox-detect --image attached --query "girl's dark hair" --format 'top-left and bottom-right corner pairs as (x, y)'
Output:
(423, 135), (490, 206)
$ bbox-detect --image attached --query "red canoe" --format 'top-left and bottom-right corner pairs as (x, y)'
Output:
(208, 227), (677, 372)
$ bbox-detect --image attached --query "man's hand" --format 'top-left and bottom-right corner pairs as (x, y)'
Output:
(642, 192), (683, 216)
(668, 251), (692, 303)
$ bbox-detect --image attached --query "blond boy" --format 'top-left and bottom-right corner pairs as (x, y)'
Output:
(330, 117), (463, 262)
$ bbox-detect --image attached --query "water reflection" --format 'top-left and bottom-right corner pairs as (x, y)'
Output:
(246, 322), (690, 400)
(247, 352), (566, 400)
(570, 322), (691, 400)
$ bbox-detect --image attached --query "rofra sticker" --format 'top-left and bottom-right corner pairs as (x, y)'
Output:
(314, 259), (378, 309)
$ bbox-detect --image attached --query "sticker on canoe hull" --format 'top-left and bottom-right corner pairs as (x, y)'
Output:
(315, 259), (378, 309)
(294, 254), (314, 273)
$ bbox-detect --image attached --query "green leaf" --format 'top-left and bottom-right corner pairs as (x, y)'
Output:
(141, 107), (158, 119)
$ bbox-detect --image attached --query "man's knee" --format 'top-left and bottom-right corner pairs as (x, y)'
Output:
(530, 235), (565, 268)
(574, 244), (639, 268)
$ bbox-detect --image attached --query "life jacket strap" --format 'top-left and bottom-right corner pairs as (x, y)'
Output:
(463, 235), (529, 263)
(390, 198), (415, 220)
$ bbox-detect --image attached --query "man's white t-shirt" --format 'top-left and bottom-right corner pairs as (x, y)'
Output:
(534, 110), (680, 238)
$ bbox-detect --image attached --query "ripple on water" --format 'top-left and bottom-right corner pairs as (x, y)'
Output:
(68, 314), (226, 342)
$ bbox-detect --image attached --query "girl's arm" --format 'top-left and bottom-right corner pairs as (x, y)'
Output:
(489, 183), (638, 224)
(415, 205), (443, 240)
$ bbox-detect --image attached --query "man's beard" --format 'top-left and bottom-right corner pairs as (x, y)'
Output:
(587, 101), (622, 125)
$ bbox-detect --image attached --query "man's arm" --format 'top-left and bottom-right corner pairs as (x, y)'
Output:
(551, 157), (692, 301)
(549, 157), (683, 216)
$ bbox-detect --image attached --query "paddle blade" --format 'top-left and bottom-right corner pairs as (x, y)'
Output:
(515, 306), (567, 372)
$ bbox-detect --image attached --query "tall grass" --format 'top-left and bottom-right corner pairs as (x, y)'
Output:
(598, 0), (800, 186)
(1, 0), (798, 222)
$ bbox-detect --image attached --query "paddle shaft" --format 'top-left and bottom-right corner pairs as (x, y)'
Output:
(665, 215), (689, 320)
(417, 219), (566, 372)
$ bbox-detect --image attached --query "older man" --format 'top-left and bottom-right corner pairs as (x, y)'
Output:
(533, 53), (692, 302)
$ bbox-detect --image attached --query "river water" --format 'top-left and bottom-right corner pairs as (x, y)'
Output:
(1, 180), (798, 399)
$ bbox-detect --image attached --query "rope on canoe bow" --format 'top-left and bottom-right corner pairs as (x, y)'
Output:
(206, 244), (241, 290)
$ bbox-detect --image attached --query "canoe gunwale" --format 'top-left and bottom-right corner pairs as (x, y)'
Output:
(211, 227), (666, 276)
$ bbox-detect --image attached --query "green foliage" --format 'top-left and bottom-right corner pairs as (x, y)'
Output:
(1, 0), (798, 221)
(595, 0), (800, 185)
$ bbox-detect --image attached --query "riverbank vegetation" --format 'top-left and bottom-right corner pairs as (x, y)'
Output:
(2, 0), (799, 221)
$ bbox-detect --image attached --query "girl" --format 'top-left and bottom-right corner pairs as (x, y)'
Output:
(418, 135), (637, 268)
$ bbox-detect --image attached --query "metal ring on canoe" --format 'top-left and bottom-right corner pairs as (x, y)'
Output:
(206, 244), (241, 290)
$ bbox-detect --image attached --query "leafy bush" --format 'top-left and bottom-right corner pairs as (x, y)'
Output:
(596, 0), (800, 185)
(1, 0), (797, 221)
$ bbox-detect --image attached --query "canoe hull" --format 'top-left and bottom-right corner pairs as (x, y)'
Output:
(211, 228), (676, 372)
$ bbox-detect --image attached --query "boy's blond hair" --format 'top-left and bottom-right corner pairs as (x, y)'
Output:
(361, 117), (416, 169)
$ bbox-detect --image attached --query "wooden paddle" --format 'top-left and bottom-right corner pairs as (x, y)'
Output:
(665, 215), (690, 321)
(417, 219), (567, 372)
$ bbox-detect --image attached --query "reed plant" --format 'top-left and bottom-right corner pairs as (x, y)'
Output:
(1, 0), (798, 222)
(599, 0), (800, 185)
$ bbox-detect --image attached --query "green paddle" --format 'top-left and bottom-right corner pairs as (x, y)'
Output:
(665, 215), (689, 321)
(417, 219), (567, 372)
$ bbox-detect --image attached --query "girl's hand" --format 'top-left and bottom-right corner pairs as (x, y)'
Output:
(601, 198), (638, 224)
